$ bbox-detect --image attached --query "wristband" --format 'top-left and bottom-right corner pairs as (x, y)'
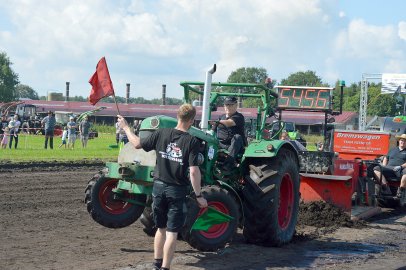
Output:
(195, 194), (202, 198)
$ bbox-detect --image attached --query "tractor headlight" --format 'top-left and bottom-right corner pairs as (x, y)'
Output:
(150, 117), (160, 128)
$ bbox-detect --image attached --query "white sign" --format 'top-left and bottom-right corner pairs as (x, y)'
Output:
(381, 73), (406, 94)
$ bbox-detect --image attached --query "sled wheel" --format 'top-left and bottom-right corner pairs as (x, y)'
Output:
(84, 172), (146, 228)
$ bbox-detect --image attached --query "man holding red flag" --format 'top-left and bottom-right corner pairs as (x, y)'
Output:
(88, 57), (115, 105)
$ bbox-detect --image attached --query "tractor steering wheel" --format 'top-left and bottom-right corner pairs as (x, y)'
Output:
(210, 120), (233, 143)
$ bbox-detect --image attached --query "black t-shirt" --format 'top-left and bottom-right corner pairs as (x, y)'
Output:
(387, 147), (406, 166)
(217, 111), (245, 144)
(141, 128), (200, 186)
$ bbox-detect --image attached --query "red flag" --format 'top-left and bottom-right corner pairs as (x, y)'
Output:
(88, 57), (115, 105)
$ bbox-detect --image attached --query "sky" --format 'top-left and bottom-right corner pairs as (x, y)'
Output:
(1, 0), (406, 100)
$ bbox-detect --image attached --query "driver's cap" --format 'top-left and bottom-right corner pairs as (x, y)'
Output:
(224, 96), (237, 105)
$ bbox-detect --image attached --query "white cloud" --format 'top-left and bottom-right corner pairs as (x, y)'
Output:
(399, 21), (406, 41)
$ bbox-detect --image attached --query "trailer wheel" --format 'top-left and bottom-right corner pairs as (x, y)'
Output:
(243, 148), (300, 246)
(84, 172), (146, 228)
(181, 186), (239, 251)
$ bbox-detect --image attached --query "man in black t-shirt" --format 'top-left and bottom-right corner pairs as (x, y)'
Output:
(209, 96), (246, 171)
(117, 104), (207, 270)
(374, 134), (406, 204)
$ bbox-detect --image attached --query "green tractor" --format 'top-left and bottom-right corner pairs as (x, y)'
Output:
(85, 65), (301, 251)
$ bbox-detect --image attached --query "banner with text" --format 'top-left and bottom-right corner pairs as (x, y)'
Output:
(381, 73), (406, 94)
(333, 130), (391, 160)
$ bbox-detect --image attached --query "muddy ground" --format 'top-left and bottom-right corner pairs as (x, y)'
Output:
(0, 162), (405, 270)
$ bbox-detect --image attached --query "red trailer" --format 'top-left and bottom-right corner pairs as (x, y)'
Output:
(299, 130), (393, 219)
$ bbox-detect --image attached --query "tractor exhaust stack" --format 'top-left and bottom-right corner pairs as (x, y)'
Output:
(201, 64), (216, 131)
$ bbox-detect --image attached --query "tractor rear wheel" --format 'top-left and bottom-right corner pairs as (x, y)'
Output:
(139, 196), (157, 237)
(181, 186), (239, 251)
(243, 148), (300, 246)
(84, 172), (146, 228)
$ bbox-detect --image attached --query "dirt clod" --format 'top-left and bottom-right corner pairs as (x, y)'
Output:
(298, 201), (366, 229)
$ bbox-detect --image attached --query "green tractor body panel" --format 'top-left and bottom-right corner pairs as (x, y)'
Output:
(243, 140), (291, 159)
(106, 162), (154, 195)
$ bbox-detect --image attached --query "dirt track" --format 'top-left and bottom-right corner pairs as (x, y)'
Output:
(0, 163), (405, 270)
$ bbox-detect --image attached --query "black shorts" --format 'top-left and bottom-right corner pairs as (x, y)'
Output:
(152, 180), (189, 233)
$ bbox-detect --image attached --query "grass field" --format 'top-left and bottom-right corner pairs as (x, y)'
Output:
(0, 133), (120, 162)
(0, 132), (324, 162)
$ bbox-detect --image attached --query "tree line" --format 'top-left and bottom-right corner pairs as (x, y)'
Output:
(0, 51), (401, 116)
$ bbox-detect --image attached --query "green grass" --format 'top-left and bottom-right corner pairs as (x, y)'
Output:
(302, 134), (323, 151)
(1, 132), (325, 162)
(1, 133), (120, 162)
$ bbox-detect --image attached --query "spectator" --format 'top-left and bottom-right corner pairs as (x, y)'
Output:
(1, 126), (9, 149)
(133, 119), (142, 136)
(67, 116), (77, 149)
(79, 116), (91, 148)
(373, 134), (406, 205)
(115, 118), (121, 145)
(41, 111), (56, 149)
(0, 115), (8, 143)
(9, 115), (21, 149)
(59, 126), (68, 149)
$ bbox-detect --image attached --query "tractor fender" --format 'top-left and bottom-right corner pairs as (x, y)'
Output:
(243, 140), (298, 160)
(216, 180), (244, 226)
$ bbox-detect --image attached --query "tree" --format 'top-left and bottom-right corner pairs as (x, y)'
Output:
(15, 84), (39, 100)
(280, 70), (326, 87)
(227, 67), (270, 107)
(0, 52), (19, 102)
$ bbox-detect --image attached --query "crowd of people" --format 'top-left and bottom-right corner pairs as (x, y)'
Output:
(0, 110), (144, 151)
(0, 111), (97, 150)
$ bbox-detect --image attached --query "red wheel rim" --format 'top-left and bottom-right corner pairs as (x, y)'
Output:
(98, 179), (133, 214)
(278, 173), (294, 230)
(198, 202), (229, 238)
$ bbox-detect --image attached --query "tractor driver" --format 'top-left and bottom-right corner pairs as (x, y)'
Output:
(209, 96), (246, 171)
(373, 134), (406, 204)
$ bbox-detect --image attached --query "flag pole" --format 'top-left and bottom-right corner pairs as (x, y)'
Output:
(112, 93), (121, 115)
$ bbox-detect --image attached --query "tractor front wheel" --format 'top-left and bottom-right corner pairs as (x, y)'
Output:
(84, 172), (146, 228)
(181, 186), (239, 251)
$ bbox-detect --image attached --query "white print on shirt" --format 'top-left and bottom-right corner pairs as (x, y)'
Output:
(159, 142), (183, 164)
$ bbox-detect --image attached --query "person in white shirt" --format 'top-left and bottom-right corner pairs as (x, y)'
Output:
(9, 115), (21, 149)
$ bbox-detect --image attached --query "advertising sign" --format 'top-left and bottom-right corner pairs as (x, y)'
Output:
(333, 130), (391, 160)
(381, 73), (406, 94)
